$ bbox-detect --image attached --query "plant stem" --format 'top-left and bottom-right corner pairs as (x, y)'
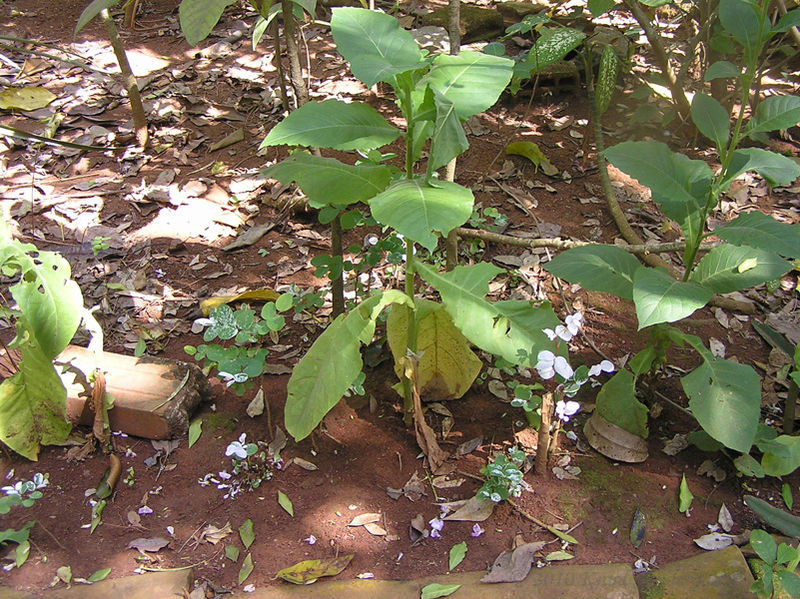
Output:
(281, 0), (309, 107)
(100, 8), (148, 148)
(536, 392), (553, 475)
(444, 0), (461, 271)
(330, 213), (345, 317)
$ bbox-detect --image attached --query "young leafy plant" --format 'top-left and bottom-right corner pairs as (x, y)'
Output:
(260, 7), (561, 441)
(0, 221), (84, 460)
(543, 0), (800, 474)
(185, 298), (290, 395)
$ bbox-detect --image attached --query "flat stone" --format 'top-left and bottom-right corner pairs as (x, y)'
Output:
(0, 569), (192, 599)
(226, 564), (637, 598)
(635, 545), (754, 599)
(58, 345), (211, 440)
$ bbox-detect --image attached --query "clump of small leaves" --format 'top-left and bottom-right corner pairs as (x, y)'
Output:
(478, 448), (526, 503)
(185, 298), (291, 395)
(0, 473), (48, 514)
(198, 434), (273, 499)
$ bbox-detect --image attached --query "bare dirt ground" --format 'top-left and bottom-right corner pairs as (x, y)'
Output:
(1, 0), (800, 595)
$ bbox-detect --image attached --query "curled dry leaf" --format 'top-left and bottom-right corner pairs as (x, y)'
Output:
(291, 457), (318, 471)
(200, 522), (232, 544)
(246, 389), (265, 417)
(661, 433), (688, 456)
(268, 426), (287, 459)
(718, 503), (734, 533)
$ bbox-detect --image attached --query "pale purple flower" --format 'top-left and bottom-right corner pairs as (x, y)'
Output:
(218, 470), (232, 480)
(555, 400), (580, 423)
(471, 523), (485, 537)
(304, 534), (317, 545)
(138, 505), (153, 515)
(429, 516), (444, 538)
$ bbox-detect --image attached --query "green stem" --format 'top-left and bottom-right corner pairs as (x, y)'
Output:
(402, 87), (415, 180)
(402, 240), (417, 426)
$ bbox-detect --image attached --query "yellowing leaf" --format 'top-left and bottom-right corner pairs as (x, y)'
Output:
(0, 86), (56, 111)
(506, 141), (559, 176)
(238, 553), (254, 584)
(421, 583), (461, 598)
(387, 300), (482, 400)
(200, 288), (280, 316)
(276, 554), (354, 584)
(545, 550), (574, 561)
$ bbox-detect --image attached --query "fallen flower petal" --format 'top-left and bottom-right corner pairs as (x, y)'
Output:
(471, 523), (485, 537)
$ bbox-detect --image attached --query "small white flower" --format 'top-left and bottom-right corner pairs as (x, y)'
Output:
(304, 534), (317, 545)
(218, 470), (232, 480)
(543, 328), (557, 341)
(226, 434), (249, 459)
(536, 350), (556, 379)
(554, 324), (572, 342)
(556, 400), (580, 423)
(553, 356), (574, 380)
(219, 372), (248, 387)
(564, 312), (583, 337)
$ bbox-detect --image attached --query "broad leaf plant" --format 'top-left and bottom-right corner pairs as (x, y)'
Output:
(544, 0), (800, 476)
(261, 8), (562, 441)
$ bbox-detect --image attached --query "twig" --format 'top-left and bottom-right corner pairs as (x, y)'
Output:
(455, 226), (715, 255)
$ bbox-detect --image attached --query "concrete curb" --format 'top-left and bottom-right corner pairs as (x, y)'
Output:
(0, 546), (756, 599)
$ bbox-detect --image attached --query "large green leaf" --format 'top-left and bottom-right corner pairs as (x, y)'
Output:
(0, 234), (83, 359)
(415, 262), (559, 366)
(759, 435), (800, 477)
(689, 244), (791, 293)
(588, 0), (616, 16)
(632, 268), (713, 329)
(721, 148), (800, 189)
(428, 89), (468, 174)
(543, 245), (642, 300)
(74, 0), (119, 36)
(691, 93), (729, 153)
(0, 343), (71, 460)
(179, 0), (235, 46)
(517, 28), (586, 78)
(595, 45), (620, 117)
(262, 153), (393, 208)
(748, 95), (800, 135)
(595, 370), (649, 439)
(682, 358), (760, 453)
(603, 141), (711, 253)
(704, 61), (741, 81)
(386, 300), (481, 399)
(773, 8), (800, 33)
(261, 100), (400, 152)
(713, 210), (800, 258)
(330, 7), (426, 87)
(369, 178), (473, 252)
(284, 291), (412, 441)
(422, 51), (513, 120)
(718, 0), (767, 60)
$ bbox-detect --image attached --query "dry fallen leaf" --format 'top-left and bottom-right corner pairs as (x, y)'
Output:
(200, 522), (232, 544)
(348, 513), (381, 527)
(276, 554), (354, 585)
(481, 541), (545, 583)
(363, 522), (387, 536)
(127, 537), (169, 553)
(442, 495), (494, 522)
